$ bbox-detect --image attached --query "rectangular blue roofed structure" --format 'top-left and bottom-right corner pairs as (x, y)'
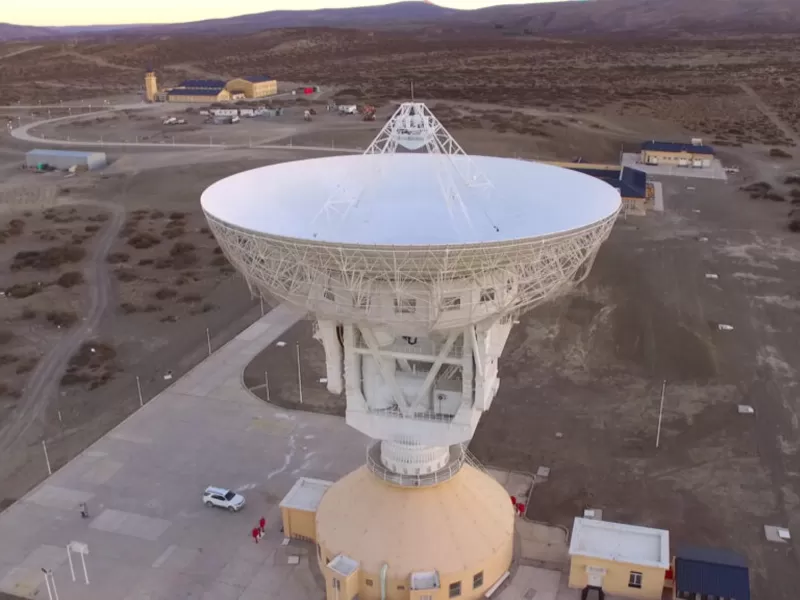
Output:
(675, 546), (750, 600)
(177, 79), (227, 89)
(641, 140), (715, 155)
(169, 88), (226, 97)
(243, 75), (274, 83)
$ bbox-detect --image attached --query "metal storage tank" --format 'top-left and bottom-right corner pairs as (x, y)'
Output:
(25, 149), (107, 171)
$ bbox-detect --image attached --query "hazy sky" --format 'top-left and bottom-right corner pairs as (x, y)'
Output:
(6, 0), (566, 27)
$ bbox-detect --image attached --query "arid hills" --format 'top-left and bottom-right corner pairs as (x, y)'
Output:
(2, 0), (800, 42)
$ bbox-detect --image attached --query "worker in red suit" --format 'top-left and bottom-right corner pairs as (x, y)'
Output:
(259, 517), (266, 534)
(252, 527), (260, 543)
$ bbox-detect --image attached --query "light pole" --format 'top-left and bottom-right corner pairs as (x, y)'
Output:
(41, 568), (58, 600)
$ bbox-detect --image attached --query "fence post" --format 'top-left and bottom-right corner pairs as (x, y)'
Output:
(42, 440), (52, 475)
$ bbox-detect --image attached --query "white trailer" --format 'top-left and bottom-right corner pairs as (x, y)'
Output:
(338, 105), (358, 115)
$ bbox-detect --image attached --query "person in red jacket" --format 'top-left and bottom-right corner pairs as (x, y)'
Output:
(252, 527), (260, 543)
(259, 517), (266, 534)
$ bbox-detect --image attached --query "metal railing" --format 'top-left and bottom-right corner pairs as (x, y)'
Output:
(366, 442), (465, 487)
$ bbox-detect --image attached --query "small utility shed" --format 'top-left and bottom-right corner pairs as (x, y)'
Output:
(279, 477), (333, 542)
(674, 546), (750, 600)
(25, 149), (107, 171)
(568, 517), (670, 600)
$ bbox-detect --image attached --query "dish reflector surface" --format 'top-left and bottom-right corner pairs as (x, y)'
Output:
(201, 154), (621, 247)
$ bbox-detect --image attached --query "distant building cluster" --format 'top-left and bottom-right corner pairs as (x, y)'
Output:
(144, 69), (278, 103)
(640, 139), (715, 167)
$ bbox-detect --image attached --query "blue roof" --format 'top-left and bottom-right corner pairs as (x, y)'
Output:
(242, 75), (274, 83)
(27, 149), (103, 158)
(620, 167), (647, 197)
(178, 79), (227, 89)
(565, 165), (646, 199)
(168, 88), (225, 97)
(675, 546), (750, 600)
(642, 140), (715, 155)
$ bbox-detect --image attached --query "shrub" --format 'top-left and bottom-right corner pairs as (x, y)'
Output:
(150, 210), (165, 219)
(162, 227), (185, 239)
(6, 282), (43, 298)
(115, 269), (138, 283)
(160, 315), (178, 323)
(15, 357), (38, 374)
(138, 258), (154, 266)
(127, 232), (161, 249)
(769, 148), (792, 158)
(153, 257), (173, 269)
(107, 252), (130, 264)
(211, 255), (229, 267)
(85, 224), (100, 233)
(0, 353), (19, 366)
(56, 271), (84, 288)
(12, 245), (86, 270)
(119, 302), (138, 314)
(169, 241), (196, 256)
(169, 211), (185, 220)
(783, 175), (800, 185)
(180, 293), (203, 304)
(45, 310), (79, 327)
(19, 307), (37, 320)
(154, 287), (177, 300)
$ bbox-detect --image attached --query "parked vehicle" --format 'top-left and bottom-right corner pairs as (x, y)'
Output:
(203, 486), (245, 512)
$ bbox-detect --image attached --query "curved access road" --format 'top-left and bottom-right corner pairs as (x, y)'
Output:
(0, 201), (126, 458)
(9, 106), (362, 153)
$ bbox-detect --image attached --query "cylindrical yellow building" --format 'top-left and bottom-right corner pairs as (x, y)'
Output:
(315, 457), (514, 600)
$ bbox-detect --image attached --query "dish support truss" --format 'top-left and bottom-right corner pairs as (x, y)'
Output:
(318, 102), (494, 227)
(206, 210), (618, 482)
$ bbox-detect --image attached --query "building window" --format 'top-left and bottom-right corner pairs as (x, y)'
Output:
(443, 296), (461, 311)
(480, 288), (496, 302)
(332, 578), (341, 590)
(394, 298), (416, 314)
(365, 579), (373, 587)
(397, 585), (405, 590)
(449, 581), (462, 597)
(324, 288), (335, 302)
(473, 571), (484, 588)
(628, 571), (642, 589)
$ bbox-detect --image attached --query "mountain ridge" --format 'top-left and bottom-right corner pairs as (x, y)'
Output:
(1, 0), (799, 42)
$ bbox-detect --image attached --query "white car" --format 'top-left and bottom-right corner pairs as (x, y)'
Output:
(203, 486), (245, 512)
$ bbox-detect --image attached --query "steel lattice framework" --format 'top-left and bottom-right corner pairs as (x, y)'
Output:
(205, 213), (617, 332)
(320, 102), (492, 226)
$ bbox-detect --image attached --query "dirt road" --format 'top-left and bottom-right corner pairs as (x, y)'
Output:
(739, 82), (800, 147)
(0, 201), (125, 459)
(0, 46), (42, 61)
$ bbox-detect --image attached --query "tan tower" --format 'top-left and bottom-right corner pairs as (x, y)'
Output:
(144, 68), (158, 103)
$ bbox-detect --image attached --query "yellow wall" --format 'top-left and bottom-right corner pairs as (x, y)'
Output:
(319, 536), (512, 600)
(326, 564), (360, 600)
(145, 72), (158, 102)
(167, 89), (231, 103)
(568, 556), (665, 600)
(640, 150), (712, 165)
(226, 78), (277, 98)
(281, 506), (317, 542)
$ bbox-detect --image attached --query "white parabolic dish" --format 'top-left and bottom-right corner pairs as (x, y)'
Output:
(201, 154), (620, 246)
(202, 153), (621, 329)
